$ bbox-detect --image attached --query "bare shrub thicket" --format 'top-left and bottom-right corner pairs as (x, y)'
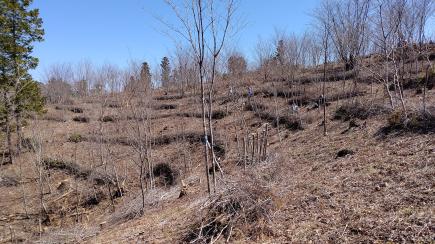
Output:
(183, 179), (275, 243)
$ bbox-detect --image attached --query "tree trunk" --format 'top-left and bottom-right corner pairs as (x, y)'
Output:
(3, 91), (13, 164)
(15, 112), (23, 154)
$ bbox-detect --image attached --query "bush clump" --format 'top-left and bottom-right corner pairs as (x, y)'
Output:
(72, 116), (90, 123)
(153, 163), (177, 186)
(106, 102), (121, 108)
(0, 175), (19, 187)
(334, 103), (388, 121)
(68, 133), (84, 143)
(100, 115), (117, 123)
(43, 114), (67, 122)
(21, 137), (39, 152)
(336, 149), (354, 158)
(256, 111), (303, 131)
(82, 191), (106, 208)
(43, 158), (90, 179)
(69, 107), (84, 113)
(183, 181), (275, 243)
(156, 104), (177, 110)
(379, 110), (435, 135)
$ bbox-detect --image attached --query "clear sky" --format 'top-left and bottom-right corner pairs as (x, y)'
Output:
(29, 0), (322, 81)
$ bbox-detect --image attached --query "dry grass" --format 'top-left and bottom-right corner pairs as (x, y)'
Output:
(1, 54), (435, 243)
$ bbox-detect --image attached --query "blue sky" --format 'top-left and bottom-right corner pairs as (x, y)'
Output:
(29, 0), (321, 81)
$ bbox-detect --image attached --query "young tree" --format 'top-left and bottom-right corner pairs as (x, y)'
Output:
(371, 0), (407, 110)
(0, 0), (44, 160)
(163, 0), (236, 194)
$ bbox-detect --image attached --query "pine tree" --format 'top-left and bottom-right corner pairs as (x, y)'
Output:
(0, 0), (44, 161)
(140, 62), (151, 91)
(275, 39), (286, 65)
(160, 57), (171, 88)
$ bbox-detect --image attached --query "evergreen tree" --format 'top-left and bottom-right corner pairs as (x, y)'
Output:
(140, 62), (151, 91)
(275, 39), (286, 65)
(160, 57), (171, 88)
(0, 0), (44, 161)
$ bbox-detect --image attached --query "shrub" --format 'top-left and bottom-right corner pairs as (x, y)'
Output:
(156, 104), (177, 110)
(177, 110), (229, 120)
(105, 102), (121, 108)
(21, 137), (39, 152)
(334, 103), (389, 121)
(72, 116), (90, 123)
(82, 191), (106, 208)
(336, 149), (354, 158)
(69, 107), (83, 113)
(43, 158), (90, 179)
(100, 115), (117, 123)
(255, 111), (303, 131)
(0, 175), (19, 187)
(378, 110), (435, 135)
(183, 181), (275, 243)
(153, 163), (177, 186)
(210, 110), (228, 120)
(68, 133), (84, 143)
(42, 114), (66, 122)
(154, 95), (183, 101)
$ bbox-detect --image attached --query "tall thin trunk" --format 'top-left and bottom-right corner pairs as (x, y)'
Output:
(3, 91), (13, 164)
(322, 30), (328, 136)
(423, 65), (429, 112)
(15, 112), (22, 154)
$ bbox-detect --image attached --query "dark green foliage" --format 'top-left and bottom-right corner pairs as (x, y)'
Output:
(160, 56), (171, 87)
(15, 79), (45, 115)
(1, 0), (45, 162)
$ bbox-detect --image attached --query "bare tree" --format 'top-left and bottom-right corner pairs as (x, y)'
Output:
(171, 45), (197, 96)
(163, 0), (236, 194)
(370, 0), (407, 110)
(254, 36), (274, 82)
(43, 63), (74, 104)
(320, 0), (371, 72)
